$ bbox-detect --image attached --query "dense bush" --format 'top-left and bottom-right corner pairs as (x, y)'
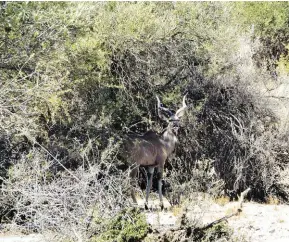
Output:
(1, 1), (289, 241)
(92, 208), (149, 242)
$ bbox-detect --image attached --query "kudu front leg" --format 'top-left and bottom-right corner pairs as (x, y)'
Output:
(145, 167), (154, 210)
(130, 167), (138, 205)
(157, 167), (164, 210)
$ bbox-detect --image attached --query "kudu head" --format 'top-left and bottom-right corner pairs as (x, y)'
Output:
(156, 94), (187, 135)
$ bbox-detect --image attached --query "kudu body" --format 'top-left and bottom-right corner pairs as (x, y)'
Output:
(123, 95), (187, 209)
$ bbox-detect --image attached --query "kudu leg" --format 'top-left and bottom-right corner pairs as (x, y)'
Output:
(157, 167), (164, 210)
(145, 167), (154, 209)
(130, 167), (138, 205)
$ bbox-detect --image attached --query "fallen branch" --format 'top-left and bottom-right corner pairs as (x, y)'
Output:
(152, 187), (252, 241)
(238, 187), (251, 210)
(202, 187), (251, 230)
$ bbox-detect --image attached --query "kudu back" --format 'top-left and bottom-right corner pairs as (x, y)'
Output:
(122, 95), (187, 209)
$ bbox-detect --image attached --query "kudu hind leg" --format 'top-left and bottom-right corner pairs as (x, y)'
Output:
(145, 167), (154, 209)
(157, 167), (164, 210)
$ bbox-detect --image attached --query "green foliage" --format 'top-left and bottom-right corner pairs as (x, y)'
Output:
(234, 2), (289, 70)
(277, 50), (289, 75)
(0, 2), (240, 142)
(235, 2), (289, 35)
(201, 222), (232, 242)
(92, 208), (149, 242)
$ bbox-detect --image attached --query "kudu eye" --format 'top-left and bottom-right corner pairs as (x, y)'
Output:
(173, 121), (180, 128)
(169, 114), (179, 122)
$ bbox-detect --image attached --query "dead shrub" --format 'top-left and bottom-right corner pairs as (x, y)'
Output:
(0, 146), (134, 241)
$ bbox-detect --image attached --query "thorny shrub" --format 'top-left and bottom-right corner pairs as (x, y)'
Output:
(0, 147), (135, 241)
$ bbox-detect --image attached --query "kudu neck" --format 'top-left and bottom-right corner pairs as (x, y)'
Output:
(162, 127), (178, 155)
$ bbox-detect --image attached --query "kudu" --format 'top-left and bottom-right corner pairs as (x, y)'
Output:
(123, 95), (187, 209)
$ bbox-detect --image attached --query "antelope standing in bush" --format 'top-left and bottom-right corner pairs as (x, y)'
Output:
(123, 95), (187, 209)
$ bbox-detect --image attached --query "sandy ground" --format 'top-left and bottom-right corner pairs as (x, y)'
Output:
(144, 199), (289, 242)
(1, 199), (289, 242)
(226, 203), (289, 242)
(0, 234), (44, 242)
(137, 193), (289, 242)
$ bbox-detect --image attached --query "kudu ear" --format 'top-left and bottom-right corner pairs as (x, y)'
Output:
(156, 95), (172, 122)
(175, 94), (188, 118)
